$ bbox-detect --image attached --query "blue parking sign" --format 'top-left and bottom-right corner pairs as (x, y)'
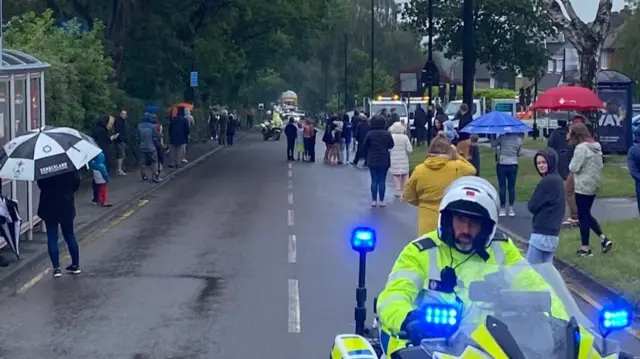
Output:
(190, 71), (198, 87)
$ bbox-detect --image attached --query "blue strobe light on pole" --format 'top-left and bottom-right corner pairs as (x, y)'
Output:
(351, 227), (376, 336)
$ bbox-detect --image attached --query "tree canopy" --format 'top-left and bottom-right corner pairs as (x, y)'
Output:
(2, 0), (425, 124)
(402, 0), (555, 79)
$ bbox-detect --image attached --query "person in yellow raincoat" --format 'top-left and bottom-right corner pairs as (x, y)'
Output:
(404, 133), (477, 236)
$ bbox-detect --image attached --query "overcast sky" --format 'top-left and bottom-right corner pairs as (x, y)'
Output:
(574, 0), (625, 20)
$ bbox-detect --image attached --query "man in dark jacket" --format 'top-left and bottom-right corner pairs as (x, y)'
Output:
(546, 120), (572, 180)
(414, 105), (427, 146)
(285, 117), (297, 161)
(627, 126), (640, 215)
(363, 115), (394, 207)
(168, 106), (190, 168)
(227, 113), (238, 146)
(138, 113), (162, 183)
(113, 109), (129, 175)
(455, 103), (473, 159)
(546, 120), (577, 225)
(351, 115), (371, 166)
(218, 110), (229, 145)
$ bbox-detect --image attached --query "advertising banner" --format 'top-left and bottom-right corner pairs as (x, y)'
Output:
(597, 86), (628, 153)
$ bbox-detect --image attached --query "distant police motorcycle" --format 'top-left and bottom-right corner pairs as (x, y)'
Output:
(260, 120), (282, 141)
(330, 227), (635, 359)
(260, 110), (282, 141)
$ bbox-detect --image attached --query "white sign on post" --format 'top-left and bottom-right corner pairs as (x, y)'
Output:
(400, 73), (418, 92)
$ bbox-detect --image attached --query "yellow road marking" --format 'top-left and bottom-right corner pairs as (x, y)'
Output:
(16, 200), (149, 294)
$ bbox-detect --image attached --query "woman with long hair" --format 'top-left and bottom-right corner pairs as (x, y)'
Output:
(568, 123), (613, 257)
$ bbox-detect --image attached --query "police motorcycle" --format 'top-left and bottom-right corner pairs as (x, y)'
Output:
(260, 111), (282, 141)
(330, 227), (635, 359)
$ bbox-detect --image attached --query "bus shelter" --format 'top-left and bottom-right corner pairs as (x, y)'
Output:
(0, 49), (50, 246)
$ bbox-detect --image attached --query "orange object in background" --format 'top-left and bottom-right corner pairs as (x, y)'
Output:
(171, 102), (194, 117)
(516, 110), (533, 120)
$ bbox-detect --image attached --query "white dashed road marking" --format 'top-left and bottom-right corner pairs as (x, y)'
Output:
(287, 209), (294, 226)
(287, 163), (300, 332)
(288, 279), (301, 333)
(288, 235), (297, 263)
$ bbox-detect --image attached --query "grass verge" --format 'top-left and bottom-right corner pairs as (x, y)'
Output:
(409, 146), (636, 199)
(521, 137), (547, 151)
(557, 219), (640, 306)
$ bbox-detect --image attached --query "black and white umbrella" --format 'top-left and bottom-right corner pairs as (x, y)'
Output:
(0, 126), (102, 181)
(0, 196), (21, 259)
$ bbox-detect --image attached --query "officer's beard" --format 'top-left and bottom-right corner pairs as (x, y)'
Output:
(455, 233), (474, 252)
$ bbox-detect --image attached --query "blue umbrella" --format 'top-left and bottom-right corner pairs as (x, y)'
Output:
(145, 103), (160, 113)
(460, 111), (531, 135)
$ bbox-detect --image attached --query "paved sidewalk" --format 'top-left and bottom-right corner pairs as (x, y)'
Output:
(0, 132), (248, 287)
(498, 197), (638, 240)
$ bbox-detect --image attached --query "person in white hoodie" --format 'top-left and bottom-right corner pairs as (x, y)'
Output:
(388, 121), (413, 197)
(568, 123), (613, 257)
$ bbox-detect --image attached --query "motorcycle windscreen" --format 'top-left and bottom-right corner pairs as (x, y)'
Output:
(418, 261), (619, 358)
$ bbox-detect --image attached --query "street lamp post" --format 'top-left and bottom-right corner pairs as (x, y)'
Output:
(344, 32), (348, 111)
(462, 0), (475, 107)
(427, 0), (433, 109)
(370, 0), (375, 99)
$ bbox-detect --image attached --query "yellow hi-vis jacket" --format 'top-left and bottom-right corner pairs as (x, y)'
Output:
(376, 230), (568, 355)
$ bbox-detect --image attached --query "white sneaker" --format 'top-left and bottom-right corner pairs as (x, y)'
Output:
(371, 201), (377, 207)
(378, 201), (386, 207)
(181, 159), (188, 163)
(499, 208), (506, 217)
(508, 207), (515, 217)
(117, 170), (127, 176)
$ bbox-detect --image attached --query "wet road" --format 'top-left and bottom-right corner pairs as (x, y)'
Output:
(0, 132), (637, 358)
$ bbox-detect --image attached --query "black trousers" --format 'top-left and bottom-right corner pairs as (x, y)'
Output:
(287, 138), (295, 159)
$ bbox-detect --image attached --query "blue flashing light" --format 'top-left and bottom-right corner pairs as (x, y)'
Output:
(600, 309), (631, 330)
(424, 305), (460, 327)
(351, 227), (376, 253)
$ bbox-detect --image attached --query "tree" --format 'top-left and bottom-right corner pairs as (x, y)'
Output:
(617, 1), (640, 97)
(540, 0), (613, 89)
(4, 10), (115, 131)
(356, 63), (394, 98)
(402, 0), (554, 79)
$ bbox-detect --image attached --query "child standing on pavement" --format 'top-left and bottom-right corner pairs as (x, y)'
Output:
(526, 148), (565, 264)
(89, 152), (112, 207)
(295, 122), (304, 161)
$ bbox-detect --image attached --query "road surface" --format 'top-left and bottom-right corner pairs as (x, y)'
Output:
(0, 132), (636, 358)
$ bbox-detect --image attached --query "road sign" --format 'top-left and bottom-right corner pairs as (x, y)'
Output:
(399, 73), (418, 92)
(190, 71), (198, 87)
(421, 59), (440, 89)
(258, 103), (264, 110)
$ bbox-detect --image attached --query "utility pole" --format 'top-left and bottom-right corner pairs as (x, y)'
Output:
(370, 0), (375, 98)
(427, 0), (434, 111)
(462, 0), (475, 107)
(344, 32), (348, 111)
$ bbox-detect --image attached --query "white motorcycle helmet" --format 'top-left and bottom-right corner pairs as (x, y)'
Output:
(437, 176), (500, 255)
